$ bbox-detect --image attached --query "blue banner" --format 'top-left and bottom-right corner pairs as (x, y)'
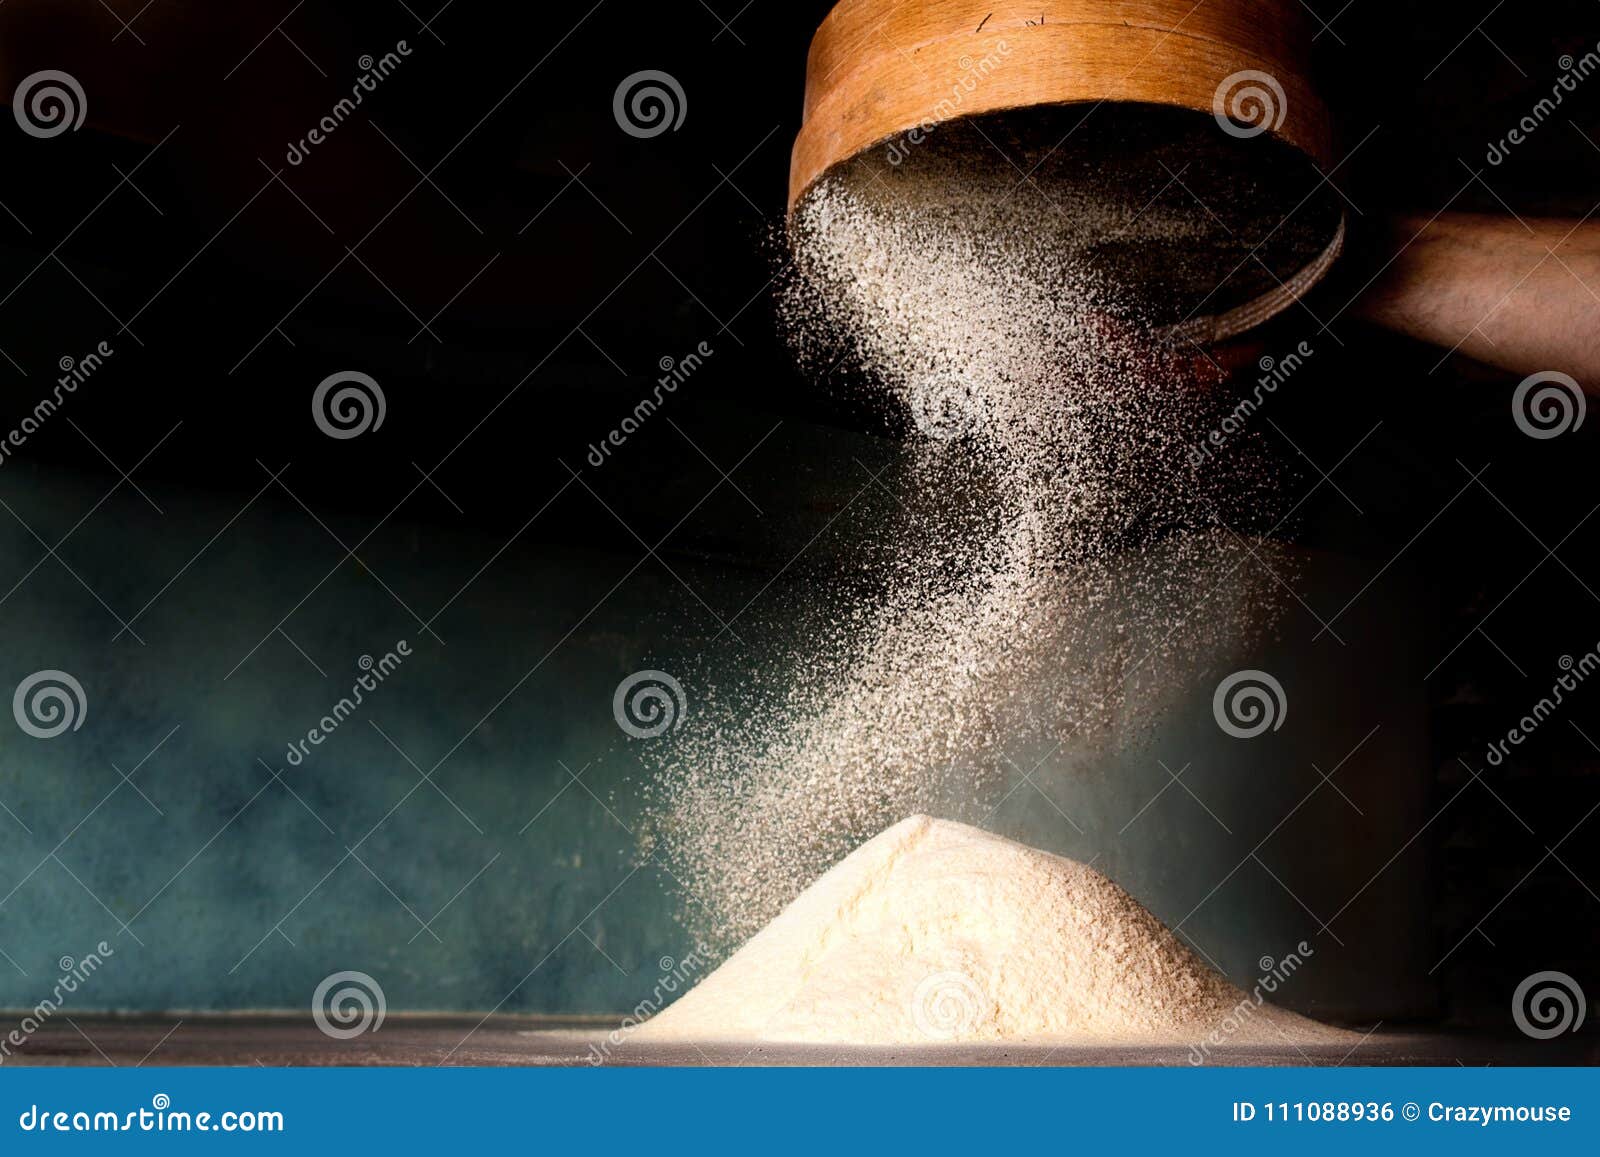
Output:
(0, 1066), (1595, 1153)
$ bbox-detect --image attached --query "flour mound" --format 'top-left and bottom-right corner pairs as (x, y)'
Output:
(640, 816), (1339, 1045)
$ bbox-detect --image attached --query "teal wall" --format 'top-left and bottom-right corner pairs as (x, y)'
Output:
(0, 459), (739, 1014)
(0, 448), (1434, 1020)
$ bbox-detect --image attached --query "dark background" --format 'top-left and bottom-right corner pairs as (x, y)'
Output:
(0, 0), (1596, 1026)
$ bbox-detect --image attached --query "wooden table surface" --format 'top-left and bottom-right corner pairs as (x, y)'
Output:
(5, 1016), (1595, 1067)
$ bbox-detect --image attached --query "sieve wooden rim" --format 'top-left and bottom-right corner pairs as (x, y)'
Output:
(1174, 213), (1346, 344)
(789, 0), (1333, 207)
(788, 0), (1339, 341)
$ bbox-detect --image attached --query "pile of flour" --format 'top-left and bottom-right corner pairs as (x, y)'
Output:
(639, 816), (1339, 1045)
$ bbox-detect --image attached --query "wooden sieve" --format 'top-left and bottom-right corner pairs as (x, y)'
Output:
(787, 0), (1345, 343)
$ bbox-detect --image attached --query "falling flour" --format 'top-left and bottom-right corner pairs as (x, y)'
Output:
(639, 816), (1342, 1045)
(639, 112), (1305, 1028)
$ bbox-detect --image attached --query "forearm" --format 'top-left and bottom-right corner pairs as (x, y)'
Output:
(1348, 212), (1600, 389)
